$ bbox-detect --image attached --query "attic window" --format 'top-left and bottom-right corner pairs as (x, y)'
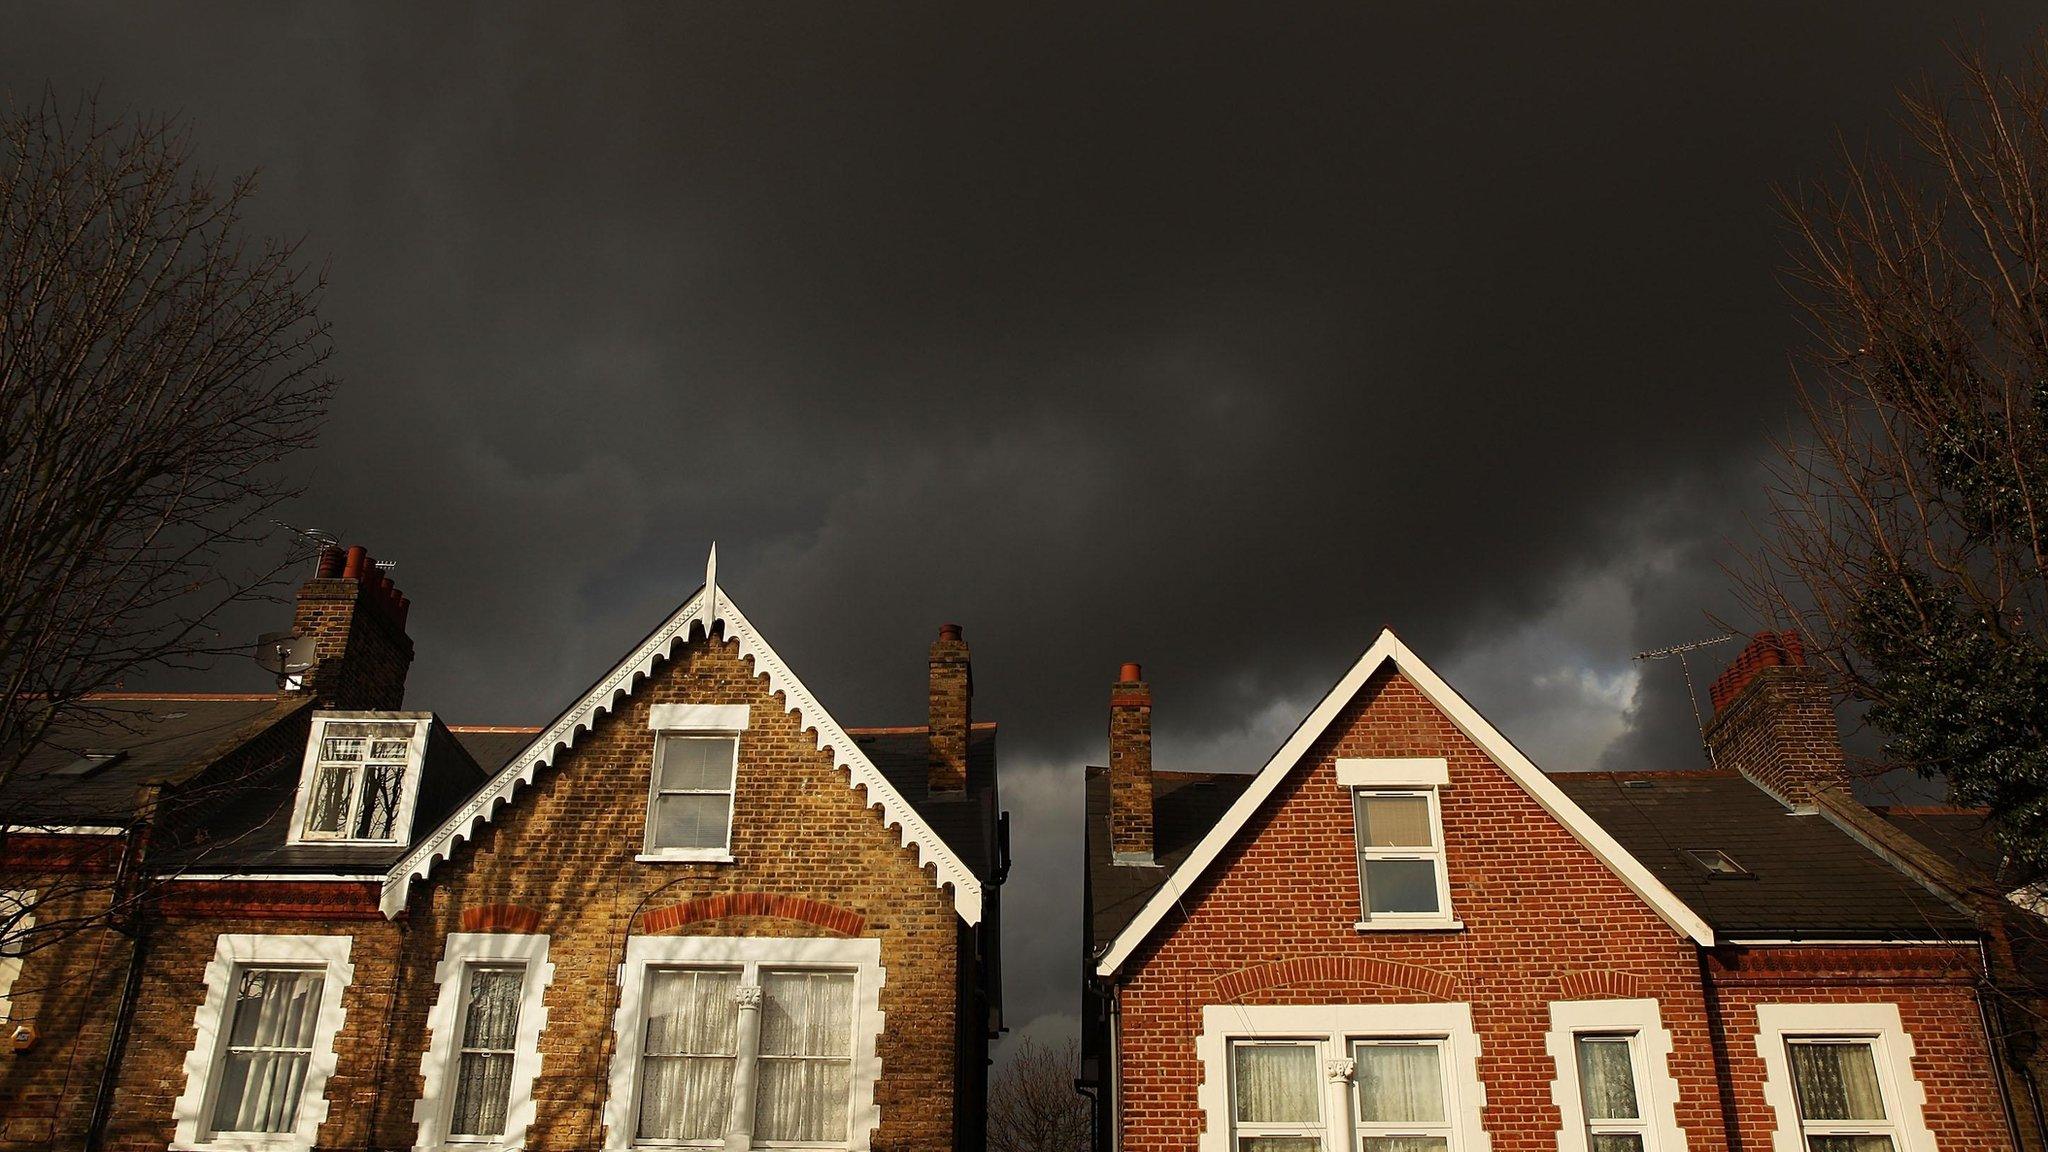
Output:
(288, 714), (433, 846)
(1687, 849), (1749, 877)
(50, 751), (123, 778)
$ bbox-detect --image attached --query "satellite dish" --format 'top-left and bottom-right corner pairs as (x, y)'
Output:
(254, 632), (317, 677)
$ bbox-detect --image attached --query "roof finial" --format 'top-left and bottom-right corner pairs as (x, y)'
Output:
(700, 542), (719, 639)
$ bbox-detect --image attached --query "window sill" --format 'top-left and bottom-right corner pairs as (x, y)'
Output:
(636, 851), (736, 864)
(1354, 918), (1464, 933)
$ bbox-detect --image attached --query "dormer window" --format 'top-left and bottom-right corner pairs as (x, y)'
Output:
(288, 713), (432, 846)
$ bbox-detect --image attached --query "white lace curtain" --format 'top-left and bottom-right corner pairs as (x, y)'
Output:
(637, 967), (857, 1143)
(210, 968), (324, 1134)
(450, 966), (525, 1136)
(757, 971), (856, 1143)
(1788, 1042), (1888, 1121)
(639, 969), (741, 1141)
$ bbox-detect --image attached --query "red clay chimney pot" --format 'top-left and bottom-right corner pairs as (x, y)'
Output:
(1119, 662), (1143, 683)
(342, 546), (367, 581)
(940, 623), (963, 642)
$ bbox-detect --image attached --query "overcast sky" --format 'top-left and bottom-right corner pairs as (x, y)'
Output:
(9, 2), (2041, 1057)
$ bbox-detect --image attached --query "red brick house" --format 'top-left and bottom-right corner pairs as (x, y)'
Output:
(0, 546), (1006, 1152)
(1081, 630), (2014, 1152)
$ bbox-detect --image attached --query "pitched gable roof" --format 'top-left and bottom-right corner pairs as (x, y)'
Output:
(381, 558), (985, 922)
(1092, 629), (1714, 976)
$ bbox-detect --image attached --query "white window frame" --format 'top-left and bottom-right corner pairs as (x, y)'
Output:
(601, 934), (883, 1152)
(1195, 1001), (1491, 1152)
(287, 712), (433, 846)
(1545, 998), (1688, 1152)
(1349, 782), (1458, 930)
(1225, 1038), (1327, 1148)
(639, 705), (750, 863)
(1350, 1035), (1457, 1149)
(0, 889), (32, 1022)
(1754, 1002), (1934, 1152)
(171, 934), (355, 1152)
(413, 933), (555, 1152)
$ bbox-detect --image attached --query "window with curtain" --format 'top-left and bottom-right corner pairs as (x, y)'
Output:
(638, 967), (742, 1142)
(635, 965), (860, 1147)
(1352, 790), (1449, 920)
(646, 735), (738, 854)
(206, 967), (326, 1136)
(1786, 1040), (1899, 1152)
(757, 971), (856, 1143)
(1574, 1034), (1648, 1152)
(1230, 1041), (1323, 1151)
(1352, 1040), (1451, 1151)
(300, 722), (413, 842)
(448, 963), (527, 1138)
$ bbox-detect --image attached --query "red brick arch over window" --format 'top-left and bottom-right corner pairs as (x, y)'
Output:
(640, 894), (866, 936)
(1211, 957), (1460, 1003)
(1553, 970), (1646, 1001)
(459, 903), (544, 934)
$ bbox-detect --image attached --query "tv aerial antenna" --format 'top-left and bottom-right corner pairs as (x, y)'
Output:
(1634, 633), (1739, 767)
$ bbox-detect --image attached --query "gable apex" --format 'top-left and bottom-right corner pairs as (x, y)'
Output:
(382, 574), (984, 923)
(1092, 629), (1713, 975)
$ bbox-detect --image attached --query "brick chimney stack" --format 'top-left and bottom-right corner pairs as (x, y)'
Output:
(288, 544), (415, 711)
(1703, 631), (1847, 811)
(1109, 662), (1154, 865)
(928, 623), (971, 794)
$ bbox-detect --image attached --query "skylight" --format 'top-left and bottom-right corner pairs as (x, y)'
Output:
(1686, 849), (1748, 877)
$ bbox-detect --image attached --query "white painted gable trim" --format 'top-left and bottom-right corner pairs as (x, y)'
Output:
(1094, 630), (1712, 976)
(382, 571), (982, 923)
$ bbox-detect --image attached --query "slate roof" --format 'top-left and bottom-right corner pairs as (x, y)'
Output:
(449, 727), (543, 773)
(1083, 766), (1256, 951)
(1545, 771), (1974, 938)
(1082, 763), (1976, 958)
(0, 695), (308, 827)
(1869, 805), (2003, 881)
(851, 723), (1003, 883)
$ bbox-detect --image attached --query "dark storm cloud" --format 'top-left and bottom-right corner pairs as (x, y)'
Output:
(8, 1), (2040, 1049)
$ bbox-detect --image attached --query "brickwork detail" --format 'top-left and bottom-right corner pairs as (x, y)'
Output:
(641, 893), (865, 936)
(1703, 633), (1847, 808)
(458, 903), (543, 933)
(1554, 969), (1646, 1001)
(927, 626), (971, 794)
(1211, 956), (1459, 1001)
(1109, 677), (1154, 861)
(291, 574), (414, 710)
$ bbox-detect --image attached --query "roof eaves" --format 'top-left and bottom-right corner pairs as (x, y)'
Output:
(1093, 630), (1714, 977)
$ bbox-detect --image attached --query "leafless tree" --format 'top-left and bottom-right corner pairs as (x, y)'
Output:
(988, 1038), (1090, 1152)
(1738, 39), (2048, 1090)
(1742, 40), (2048, 861)
(0, 93), (331, 954)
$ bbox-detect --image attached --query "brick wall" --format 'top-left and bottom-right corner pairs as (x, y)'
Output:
(1707, 944), (2009, 1150)
(0, 881), (127, 1151)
